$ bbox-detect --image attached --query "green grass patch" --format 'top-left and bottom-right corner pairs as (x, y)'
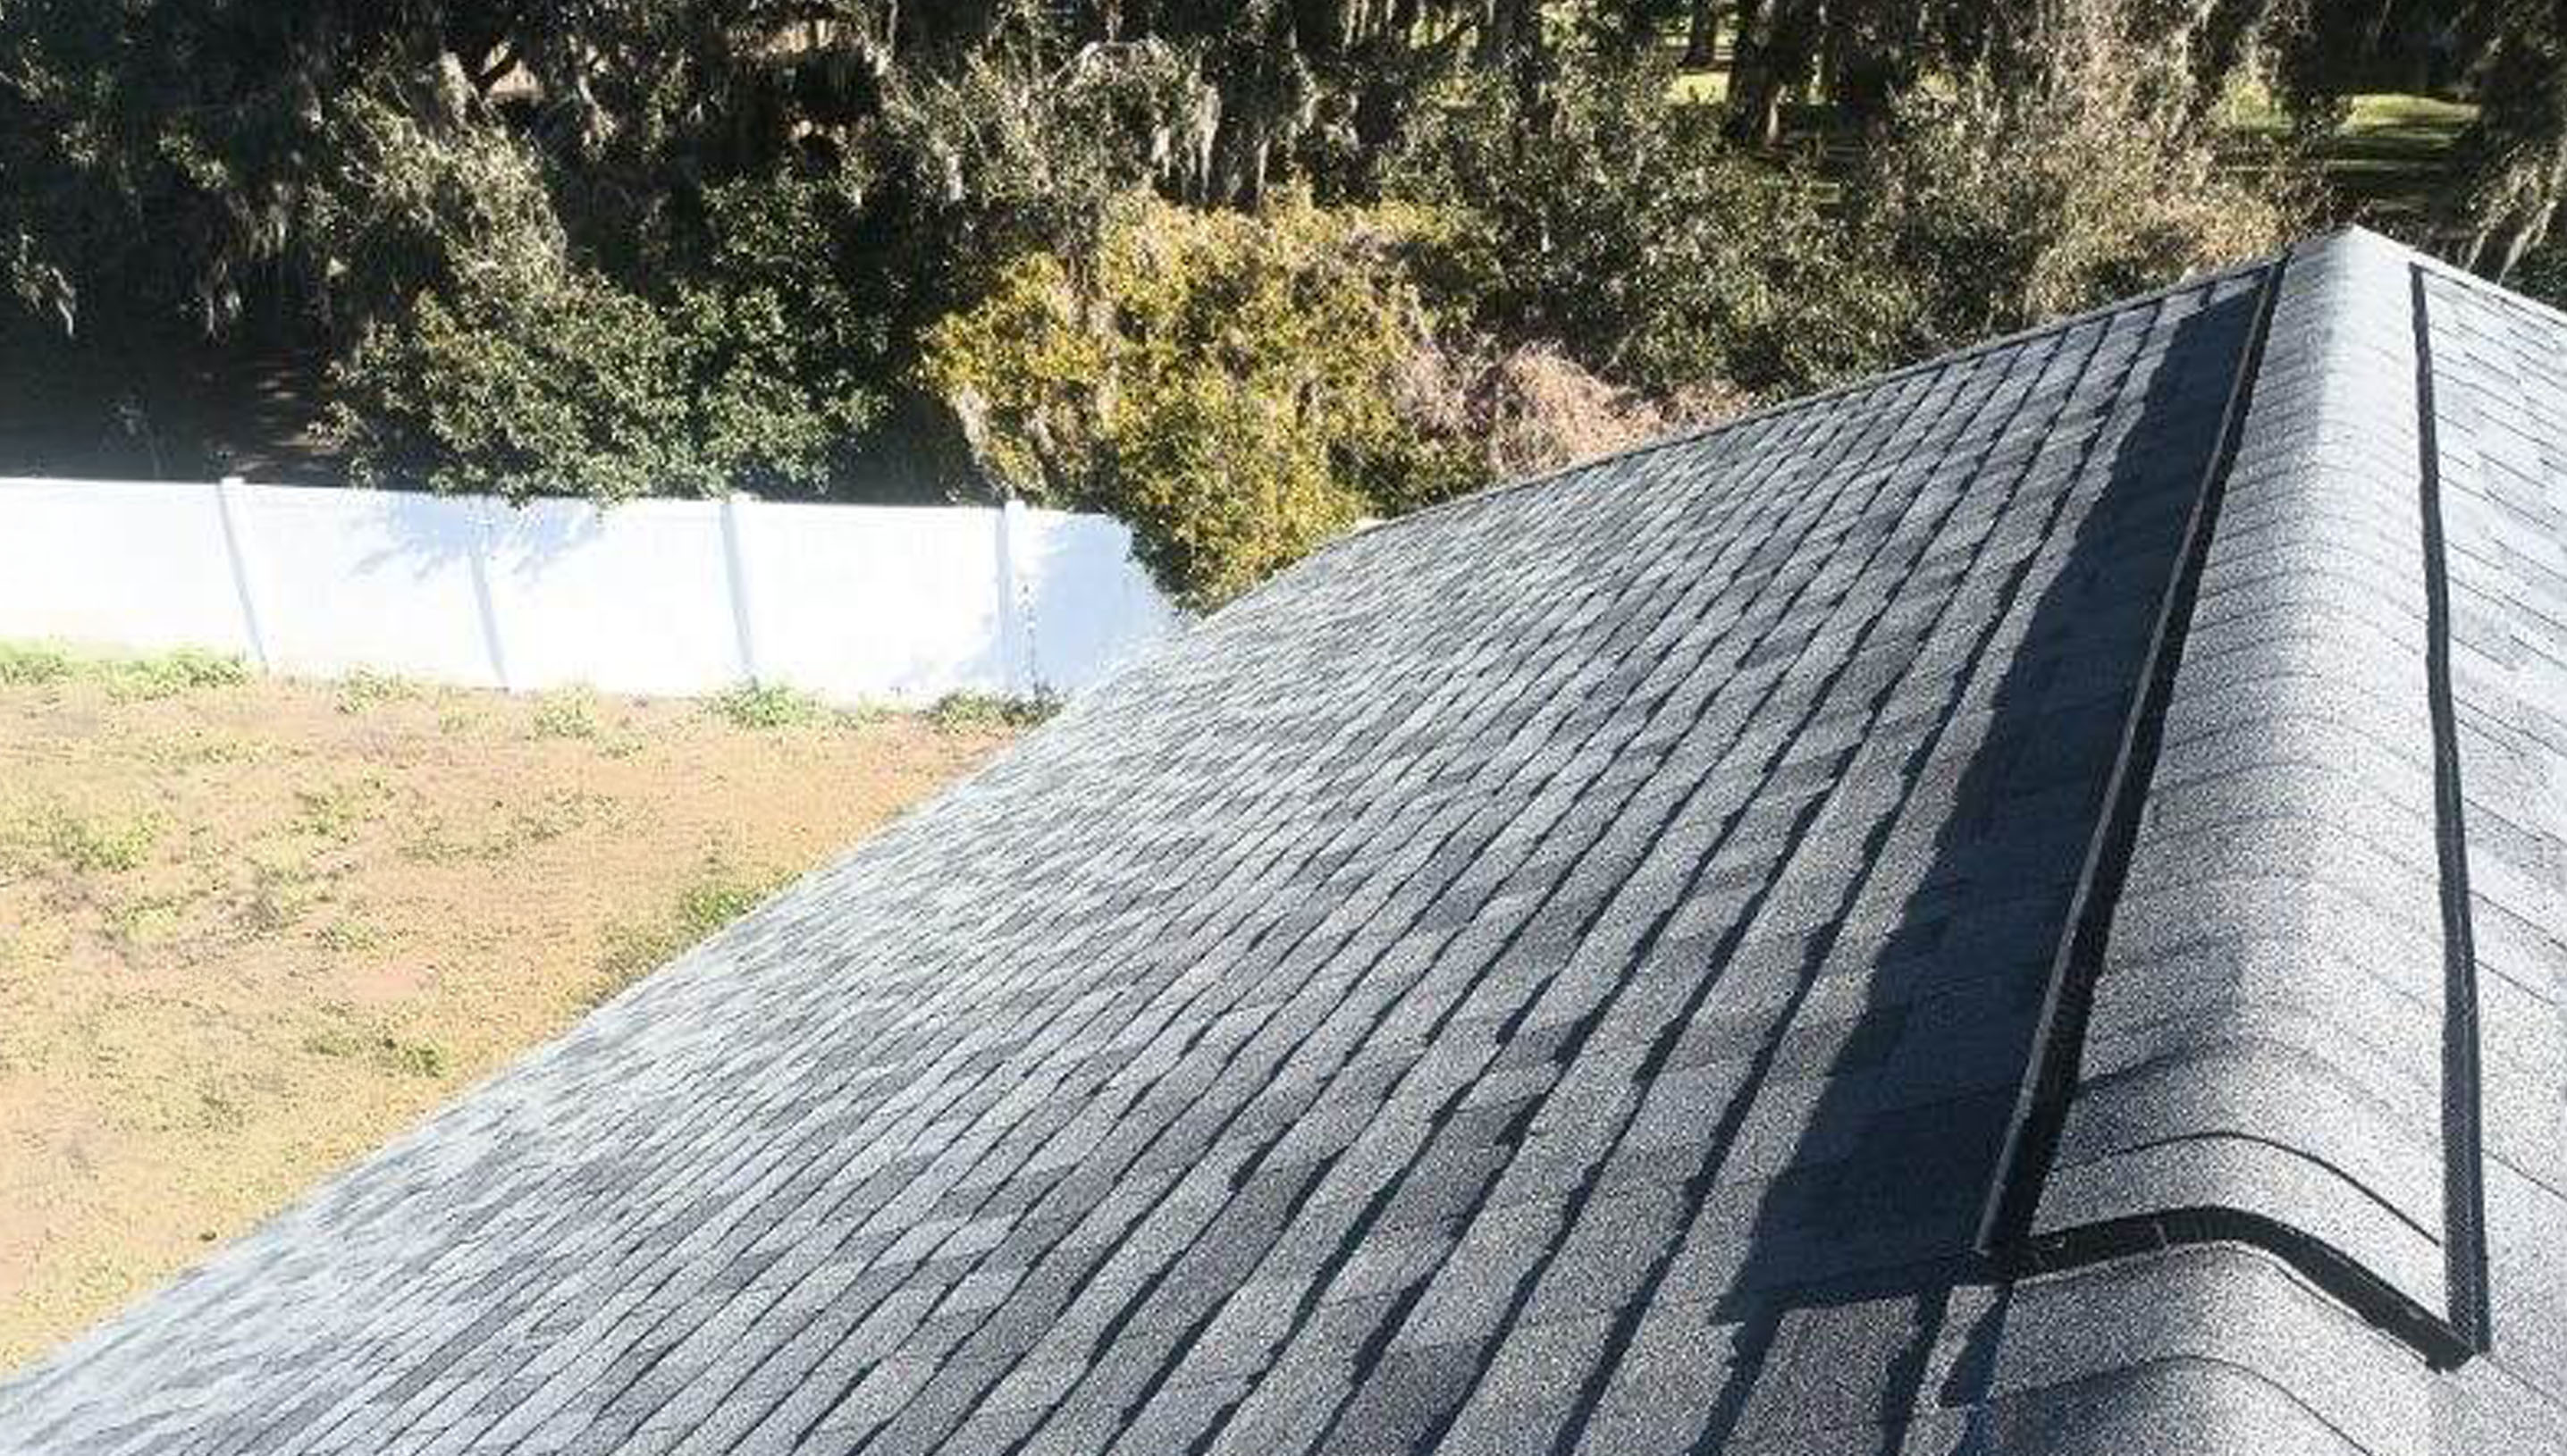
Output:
(398, 790), (605, 864)
(290, 777), (391, 843)
(110, 649), (250, 700)
(927, 690), (1061, 733)
(334, 669), (418, 714)
(239, 855), (326, 936)
(528, 688), (601, 740)
(0, 640), (249, 699)
(312, 916), (385, 953)
(704, 681), (831, 731)
(37, 805), (160, 874)
(2219, 87), (2476, 223)
(0, 643), (74, 686)
(1667, 69), (1730, 106)
(300, 1023), (447, 1078)
(588, 861), (784, 1007)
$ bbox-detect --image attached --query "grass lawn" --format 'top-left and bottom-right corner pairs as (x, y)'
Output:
(2226, 89), (2479, 228)
(1670, 62), (2479, 235)
(0, 647), (1022, 1371)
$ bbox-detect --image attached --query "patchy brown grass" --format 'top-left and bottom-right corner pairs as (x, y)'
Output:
(0, 658), (1016, 1371)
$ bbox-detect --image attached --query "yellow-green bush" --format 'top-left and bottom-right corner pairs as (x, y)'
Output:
(922, 192), (1484, 610)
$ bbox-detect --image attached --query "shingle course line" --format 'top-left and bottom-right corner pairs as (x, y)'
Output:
(760, 383), (1868, 1448)
(1005, 361), (1951, 1456)
(1460, 296), (2159, 1456)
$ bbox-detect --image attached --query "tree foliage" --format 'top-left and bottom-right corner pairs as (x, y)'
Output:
(0, 0), (2553, 601)
(1845, 1), (2317, 350)
(1388, 58), (1909, 398)
(330, 162), (887, 501)
(2447, 3), (2567, 277)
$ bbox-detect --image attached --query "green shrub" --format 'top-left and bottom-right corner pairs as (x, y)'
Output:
(1387, 61), (1909, 400)
(331, 166), (886, 501)
(922, 191), (1485, 609)
(0, 642), (72, 686)
(589, 861), (783, 1006)
(926, 691), (1061, 733)
(0, 640), (246, 698)
(105, 649), (248, 700)
(1841, 8), (2319, 350)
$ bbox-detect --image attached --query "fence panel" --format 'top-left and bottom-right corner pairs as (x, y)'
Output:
(1012, 506), (1183, 694)
(477, 496), (743, 697)
(0, 479), (248, 658)
(228, 484), (493, 684)
(738, 500), (1011, 703)
(0, 477), (1178, 703)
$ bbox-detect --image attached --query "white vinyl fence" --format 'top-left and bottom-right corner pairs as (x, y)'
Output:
(0, 477), (1182, 703)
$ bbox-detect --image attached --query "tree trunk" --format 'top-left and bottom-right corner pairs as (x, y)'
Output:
(2453, 21), (2567, 280)
(1682, 0), (1721, 68)
(1726, 0), (1817, 146)
(1477, 0), (1550, 130)
(1827, 0), (1923, 122)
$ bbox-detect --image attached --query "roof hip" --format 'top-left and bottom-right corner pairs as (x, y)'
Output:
(1981, 228), (2493, 1370)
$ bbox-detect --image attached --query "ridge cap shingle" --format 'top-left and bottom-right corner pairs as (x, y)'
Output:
(1987, 228), (2493, 1368)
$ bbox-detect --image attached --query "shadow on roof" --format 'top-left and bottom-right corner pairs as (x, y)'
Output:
(1531, 280), (2263, 1455)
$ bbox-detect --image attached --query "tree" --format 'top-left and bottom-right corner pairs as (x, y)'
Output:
(1844, 0), (2316, 348)
(0, 0), (2527, 527)
(329, 157), (889, 501)
(2450, 3), (2567, 277)
(1725, 0), (1822, 144)
(1393, 57), (1902, 398)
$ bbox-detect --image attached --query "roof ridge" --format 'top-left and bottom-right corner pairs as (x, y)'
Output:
(1981, 230), (2490, 1367)
(2344, 219), (2567, 332)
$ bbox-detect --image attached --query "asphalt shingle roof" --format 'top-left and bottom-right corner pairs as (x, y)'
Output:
(4, 228), (2563, 1456)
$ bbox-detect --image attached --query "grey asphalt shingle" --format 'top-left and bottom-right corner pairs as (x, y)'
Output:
(2, 227), (2563, 1455)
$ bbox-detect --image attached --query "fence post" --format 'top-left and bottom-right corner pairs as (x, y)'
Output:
(467, 495), (513, 692)
(994, 496), (1034, 696)
(211, 476), (272, 671)
(720, 493), (762, 685)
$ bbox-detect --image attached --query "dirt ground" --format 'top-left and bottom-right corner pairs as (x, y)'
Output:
(0, 662), (1015, 1372)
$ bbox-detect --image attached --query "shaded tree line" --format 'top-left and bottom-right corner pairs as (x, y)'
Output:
(1, 0), (2558, 602)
